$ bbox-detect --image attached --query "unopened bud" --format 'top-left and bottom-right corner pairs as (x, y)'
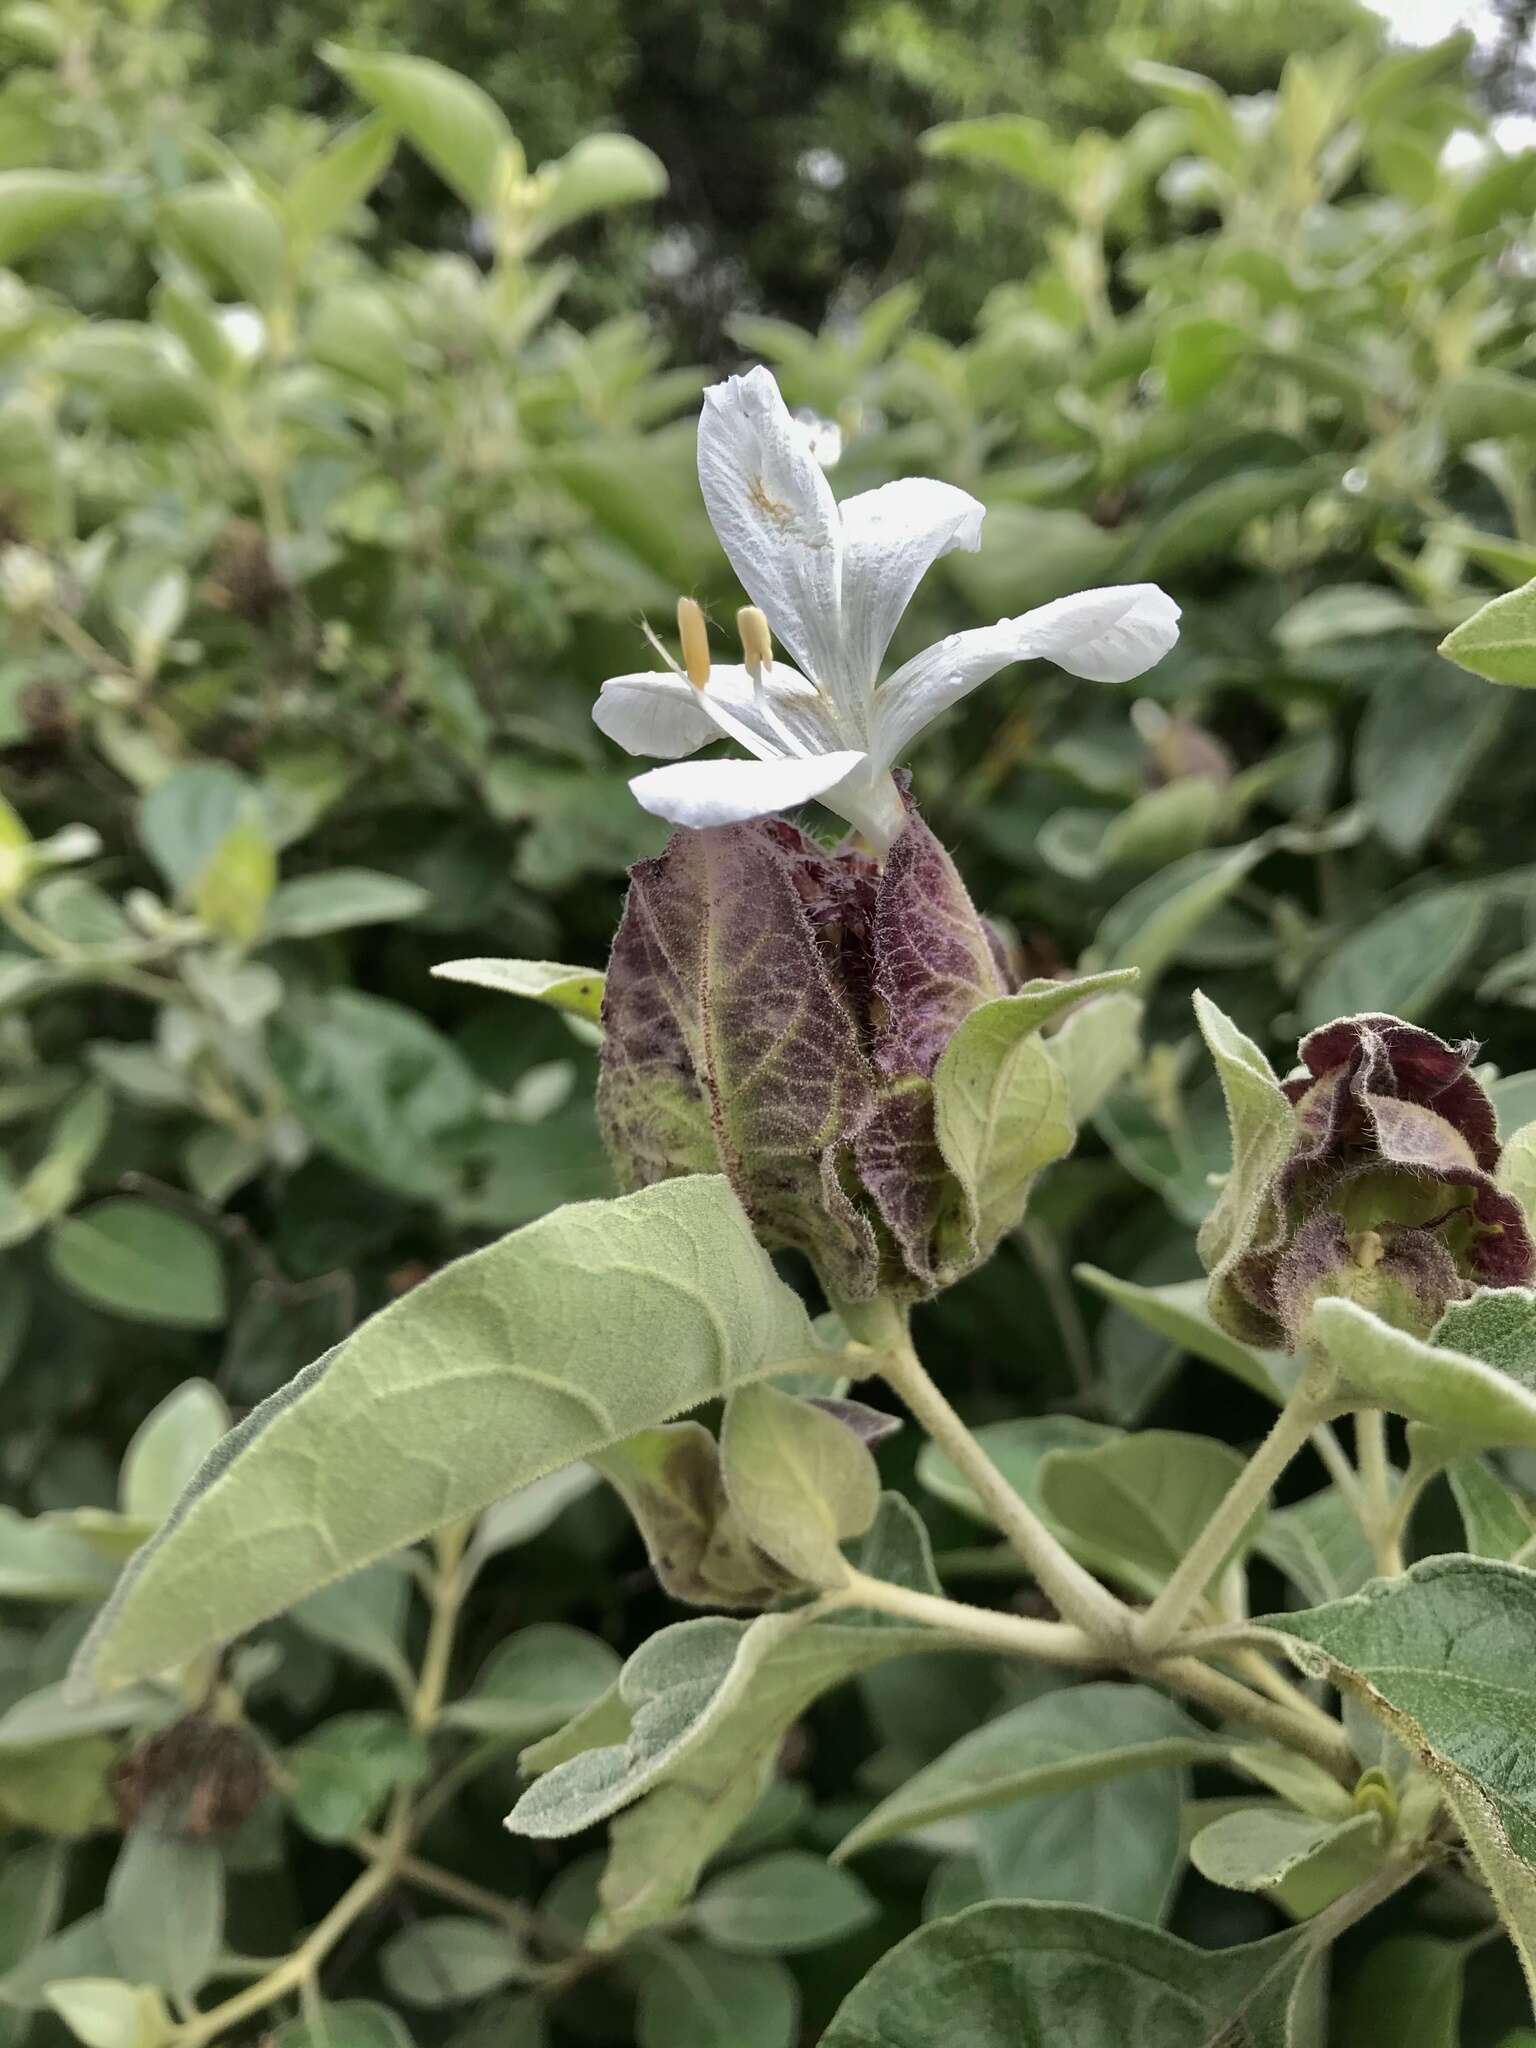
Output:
(676, 596), (711, 688)
(737, 605), (773, 671)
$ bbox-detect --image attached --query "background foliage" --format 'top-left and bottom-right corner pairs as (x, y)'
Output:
(6, 0), (1536, 2041)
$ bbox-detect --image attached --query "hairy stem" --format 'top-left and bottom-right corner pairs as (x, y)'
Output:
(874, 1316), (1133, 1649)
(1355, 1409), (1405, 1575)
(841, 1569), (1103, 1665)
(1137, 1385), (1327, 1653)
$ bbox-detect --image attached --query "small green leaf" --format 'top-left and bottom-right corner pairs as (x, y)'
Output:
(526, 134), (666, 246)
(1098, 843), (1267, 987)
(934, 972), (1135, 1260)
(719, 1382), (879, 1587)
(1036, 1430), (1252, 1599)
(72, 1178), (820, 1693)
(439, 1626), (620, 1743)
(48, 1200), (226, 1330)
(0, 1506), (118, 1601)
(1441, 574), (1536, 686)
(263, 868), (429, 938)
(1448, 1456), (1536, 1559)
(1047, 991), (1143, 1123)
(192, 817), (276, 945)
(45, 1982), (173, 2048)
(321, 45), (519, 212)
(915, 1416), (1118, 1533)
(284, 117), (397, 248)
(1189, 1805), (1384, 1918)
(1191, 989), (1295, 1348)
(104, 1829), (223, 2001)
(158, 184), (287, 309)
(836, 1682), (1216, 1862)
(1301, 887), (1486, 1028)
(0, 170), (115, 264)
(120, 1382), (229, 1525)
(1255, 1488), (1376, 1605)
(431, 956), (605, 1022)
(286, 1712), (428, 1844)
(379, 1918), (532, 2007)
(138, 765), (257, 896)
(637, 1945), (797, 2048)
(289, 1561), (412, 1697)
(1337, 1935), (1464, 2048)
(693, 1851), (876, 1954)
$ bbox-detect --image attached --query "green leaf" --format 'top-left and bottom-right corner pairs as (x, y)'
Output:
(290, 1561), (412, 1697)
(1442, 576), (1536, 687)
(1355, 652), (1508, 857)
(1048, 992), (1143, 1124)
(1309, 1296), (1536, 1449)
(1193, 990), (1296, 1347)
(45, 1982), (173, 2048)
(271, 2009), (413, 2048)
(821, 1902), (1314, 2047)
(595, 1423), (795, 1608)
(284, 117), (397, 248)
(120, 1381), (228, 1525)
(286, 1712), (428, 1843)
(158, 184), (287, 309)
(1075, 1264), (1291, 1400)
(430, 956), (605, 1022)
(104, 1829), (222, 2001)
(321, 45), (518, 213)
(72, 1177), (820, 1693)
(719, 1382), (880, 1587)
(0, 1506), (118, 1601)
(1301, 888), (1486, 1028)
(510, 1499), (942, 1942)
(0, 1841), (64, 1975)
(1255, 1488), (1376, 1605)
(263, 868), (430, 938)
(1448, 1457), (1536, 1559)
(0, 1736), (114, 1834)
(694, 1851), (876, 1954)
(0, 171), (114, 264)
(268, 989), (483, 1200)
(915, 1415), (1118, 1533)
(933, 971), (1135, 1260)
(1036, 1430), (1251, 1599)
(379, 1918), (532, 2007)
(48, 1200), (226, 1330)
(526, 134), (666, 245)
(921, 114), (1067, 192)
(192, 817), (276, 945)
(1337, 1935), (1464, 2048)
(439, 1625), (621, 1742)
(1098, 843), (1266, 989)
(1189, 1805), (1384, 1918)
(138, 765), (258, 896)
(974, 1762), (1186, 1924)
(1275, 585), (1423, 652)
(836, 1682), (1216, 1862)
(637, 1945), (796, 2048)
(1265, 1555), (1536, 1997)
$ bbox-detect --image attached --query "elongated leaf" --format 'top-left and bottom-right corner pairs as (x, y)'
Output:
(1192, 990), (1294, 1347)
(439, 1626), (620, 1742)
(719, 1382), (879, 1587)
(1448, 1457), (1536, 1560)
(47, 1202), (226, 1331)
(1309, 1296), (1536, 1449)
(694, 1852), (876, 1954)
(1441, 577), (1536, 687)
(1190, 1805), (1385, 1918)
(821, 1902), (1315, 2048)
(1256, 1488), (1375, 1606)
(431, 956), (604, 1022)
(836, 1682), (1216, 1861)
(321, 45), (518, 212)
(104, 1830), (223, 2001)
(264, 870), (430, 939)
(1301, 888), (1486, 1029)
(0, 171), (115, 264)
(71, 1177), (821, 1693)
(159, 185), (286, 308)
(1075, 1264), (1291, 1400)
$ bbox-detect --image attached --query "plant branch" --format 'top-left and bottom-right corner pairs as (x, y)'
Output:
(840, 1569), (1104, 1666)
(1137, 1384), (1329, 1653)
(874, 1315), (1133, 1649)
(1355, 1409), (1405, 1575)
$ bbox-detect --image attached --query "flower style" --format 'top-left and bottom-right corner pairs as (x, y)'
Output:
(1204, 1012), (1536, 1349)
(593, 365), (1181, 852)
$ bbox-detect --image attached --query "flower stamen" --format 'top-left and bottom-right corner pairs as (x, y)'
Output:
(677, 596), (712, 689)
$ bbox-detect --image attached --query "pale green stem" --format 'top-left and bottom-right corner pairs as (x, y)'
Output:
(840, 1569), (1103, 1666)
(1312, 1420), (1365, 1509)
(1137, 1386), (1328, 1654)
(1356, 1410), (1405, 1575)
(875, 1320), (1133, 1649)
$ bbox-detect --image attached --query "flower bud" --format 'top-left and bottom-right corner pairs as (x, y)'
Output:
(1207, 1012), (1536, 1348)
(112, 1713), (269, 1838)
(598, 796), (1013, 1302)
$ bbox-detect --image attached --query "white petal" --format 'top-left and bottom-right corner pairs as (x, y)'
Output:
(838, 478), (985, 697)
(593, 671), (719, 759)
(819, 760), (909, 854)
(696, 367), (846, 699)
(872, 583), (1181, 767)
(629, 750), (869, 829)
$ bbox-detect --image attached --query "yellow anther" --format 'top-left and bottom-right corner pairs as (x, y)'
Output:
(737, 605), (774, 671)
(676, 597), (711, 689)
(1353, 1229), (1386, 1272)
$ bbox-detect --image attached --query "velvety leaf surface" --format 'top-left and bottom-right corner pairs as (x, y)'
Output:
(72, 1177), (820, 1693)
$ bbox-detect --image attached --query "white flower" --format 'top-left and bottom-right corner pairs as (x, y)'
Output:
(593, 364), (1181, 852)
